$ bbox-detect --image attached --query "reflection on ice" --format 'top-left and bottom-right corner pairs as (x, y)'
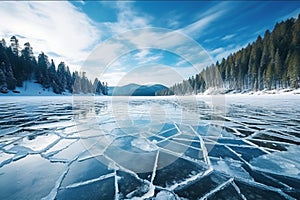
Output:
(0, 96), (300, 199)
(0, 154), (66, 200)
(250, 145), (300, 178)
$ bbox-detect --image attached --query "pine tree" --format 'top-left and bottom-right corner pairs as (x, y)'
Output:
(21, 42), (36, 81)
(37, 52), (51, 88)
(288, 50), (300, 88)
(64, 66), (72, 93)
(0, 67), (6, 88)
(1, 62), (17, 90)
(165, 15), (300, 95)
(274, 48), (282, 88)
(0, 38), (6, 47)
(73, 72), (81, 94)
(57, 62), (68, 92)
(10, 36), (19, 56)
(0, 36), (107, 94)
(265, 42), (275, 90)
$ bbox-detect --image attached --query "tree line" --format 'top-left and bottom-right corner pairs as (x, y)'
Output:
(0, 36), (108, 95)
(157, 14), (300, 95)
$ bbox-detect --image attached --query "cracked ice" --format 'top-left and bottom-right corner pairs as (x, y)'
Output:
(0, 96), (300, 200)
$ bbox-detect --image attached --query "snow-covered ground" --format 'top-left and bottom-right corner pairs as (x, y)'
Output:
(225, 88), (300, 96)
(201, 87), (300, 97)
(1, 81), (300, 97)
(0, 81), (71, 96)
(0, 96), (299, 199)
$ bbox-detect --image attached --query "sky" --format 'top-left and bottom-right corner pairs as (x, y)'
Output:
(0, 1), (300, 86)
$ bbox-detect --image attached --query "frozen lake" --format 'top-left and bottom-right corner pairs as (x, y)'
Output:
(0, 95), (300, 199)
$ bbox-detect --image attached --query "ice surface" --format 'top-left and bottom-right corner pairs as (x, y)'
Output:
(0, 96), (299, 199)
(0, 151), (14, 167)
(131, 137), (158, 152)
(0, 154), (66, 200)
(211, 158), (252, 180)
(250, 145), (300, 178)
(19, 133), (60, 152)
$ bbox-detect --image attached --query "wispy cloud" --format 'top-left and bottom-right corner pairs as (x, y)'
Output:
(82, 27), (213, 86)
(209, 47), (224, 55)
(0, 2), (100, 68)
(134, 49), (162, 65)
(179, 2), (229, 38)
(180, 11), (223, 38)
(221, 34), (235, 41)
(2, 1), (295, 88)
(103, 2), (152, 34)
(163, 10), (184, 29)
(210, 43), (249, 62)
(175, 58), (189, 67)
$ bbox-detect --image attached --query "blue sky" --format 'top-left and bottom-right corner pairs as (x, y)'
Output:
(0, 1), (300, 86)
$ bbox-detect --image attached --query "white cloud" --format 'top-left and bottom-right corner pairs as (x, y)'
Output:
(135, 49), (150, 59)
(180, 11), (223, 38)
(0, 1), (100, 69)
(103, 2), (152, 34)
(0, 1), (222, 87)
(212, 44), (247, 62)
(179, 2), (229, 38)
(175, 58), (189, 67)
(210, 47), (225, 55)
(134, 49), (162, 65)
(221, 34), (235, 41)
(82, 28), (213, 84)
(203, 36), (220, 44)
(164, 10), (183, 29)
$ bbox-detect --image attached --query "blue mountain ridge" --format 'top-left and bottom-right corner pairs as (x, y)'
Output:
(108, 83), (168, 96)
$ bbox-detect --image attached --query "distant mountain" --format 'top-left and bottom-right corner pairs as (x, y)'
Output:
(108, 84), (168, 96)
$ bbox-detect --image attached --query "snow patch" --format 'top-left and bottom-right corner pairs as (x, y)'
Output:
(0, 81), (71, 96)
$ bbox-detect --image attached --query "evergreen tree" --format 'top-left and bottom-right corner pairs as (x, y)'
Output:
(57, 62), (67, 92)
(1, 62), (16, 90)
(21, 42), (36, 81)
(274, 48), (282, 88)
(0, 35), (107, 95)
(65, 66), (73, 93)
(0, 38), (6, 47)
(10, 36), (19, 56)
(72, 71), (81, 94)
(164, 15), (300, 95)
(0, 67), (6, 88)
(37, 52), (51, 88)
(288, 50), (300, 88)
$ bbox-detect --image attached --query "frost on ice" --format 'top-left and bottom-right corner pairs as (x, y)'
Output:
(0, 96), (300, 199)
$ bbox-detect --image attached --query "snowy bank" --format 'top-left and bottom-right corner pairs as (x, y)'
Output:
(0, 81), (71, 96)
(198, 88), (300, 97)
(0, 81), (103, 96)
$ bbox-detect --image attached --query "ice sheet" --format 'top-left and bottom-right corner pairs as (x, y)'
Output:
(0, 96), (299, 199)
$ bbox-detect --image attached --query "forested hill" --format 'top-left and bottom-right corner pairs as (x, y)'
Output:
(157, 14), (300, 95)
(0, 36), (108, 95)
